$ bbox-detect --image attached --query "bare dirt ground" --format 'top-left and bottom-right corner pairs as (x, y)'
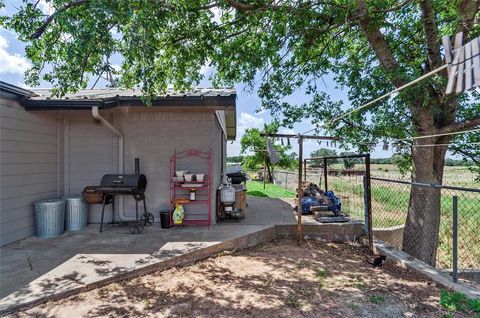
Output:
(9, 239), (463, 318)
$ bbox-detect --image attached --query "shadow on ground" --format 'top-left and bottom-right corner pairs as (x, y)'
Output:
(0, 195), (296, 313)
(14, 240), (459, 318)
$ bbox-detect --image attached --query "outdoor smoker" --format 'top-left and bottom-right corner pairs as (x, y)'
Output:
(83, 158), (154, 234)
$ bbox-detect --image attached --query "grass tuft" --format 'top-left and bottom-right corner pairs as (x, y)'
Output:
(439, 289), (480, 314)
(369, 294), (385, 304)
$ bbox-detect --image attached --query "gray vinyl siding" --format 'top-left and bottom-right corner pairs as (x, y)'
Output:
(0, 98), (60, 246)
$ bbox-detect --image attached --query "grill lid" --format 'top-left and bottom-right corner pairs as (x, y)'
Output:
(100, 174), (147, 194)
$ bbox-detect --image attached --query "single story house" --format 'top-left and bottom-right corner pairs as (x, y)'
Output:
(0, 81), (236, 246)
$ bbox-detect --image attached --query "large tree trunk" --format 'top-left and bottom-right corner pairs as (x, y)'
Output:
(402, 110), (449, 266)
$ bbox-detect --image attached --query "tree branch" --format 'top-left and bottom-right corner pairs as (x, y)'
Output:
(31, 0), (90, 39)
(355, 0), (406, 88)
(437, 118), (480, 134)
(224, 0), (349, 11)
(371, 0), (413, 13)
(225, 0), (288, 11)
(419, 0), (442, 70)
(456, 0), (480, 37)
(193, 2), (221, 11)
(450, 146), (480, 166)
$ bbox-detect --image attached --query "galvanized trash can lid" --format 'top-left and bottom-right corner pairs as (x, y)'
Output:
(34, 198), (66, 206)
(62, 196), (84, 202)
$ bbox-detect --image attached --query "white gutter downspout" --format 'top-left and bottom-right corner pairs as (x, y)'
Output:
(92, 106), (135, 221)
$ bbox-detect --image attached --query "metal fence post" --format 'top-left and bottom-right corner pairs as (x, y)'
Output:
(365, 154), (373, 253)
(363, 175), (368, 235)
(323, 158), (328, 191)
(452, 195), (458, 283)
(297, 135), (304, 242)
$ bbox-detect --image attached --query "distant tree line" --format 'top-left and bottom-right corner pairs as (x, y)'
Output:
(226, 156), (243, 164)
(305, 149), (476, 169)
(226, 150), (476, 170)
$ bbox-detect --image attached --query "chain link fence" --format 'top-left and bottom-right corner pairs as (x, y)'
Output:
(293, 165), (479, 278)
(370, 177), (480, 272)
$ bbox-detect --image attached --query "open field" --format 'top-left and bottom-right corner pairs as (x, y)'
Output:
(325, 164), (479, 188)
(9, 239), (469, 318)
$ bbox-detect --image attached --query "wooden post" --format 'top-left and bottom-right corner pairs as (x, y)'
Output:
(263, 153), (268, 190)
(263, 156), (266, 190)
(365, 154), (373, 253)
(297, 135), (303, 243)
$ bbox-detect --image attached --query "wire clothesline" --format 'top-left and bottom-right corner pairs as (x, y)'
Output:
(269, 127), (479, 149)
(328, 64), (449, 125)
(396, 127), (480, 142)
(327, 47), (480, 125)
(412, 141), (480, 148)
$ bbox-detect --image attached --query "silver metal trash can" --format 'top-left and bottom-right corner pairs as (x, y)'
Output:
(64, 196), (87, 231)
(34, 199), (66, 238)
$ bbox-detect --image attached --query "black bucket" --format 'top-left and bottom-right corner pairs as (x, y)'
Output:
(160, 210), (172, 229)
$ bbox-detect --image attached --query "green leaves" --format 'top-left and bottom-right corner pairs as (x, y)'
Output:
(240, 122), (296, 171)
(2, 0), (479, 174)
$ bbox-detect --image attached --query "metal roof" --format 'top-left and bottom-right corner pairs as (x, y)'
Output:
(0, 81), (33, 99)
(29, 87), (236, 100)
(1, 82), (237, 139)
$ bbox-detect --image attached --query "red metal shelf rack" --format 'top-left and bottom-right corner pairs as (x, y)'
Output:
(169, 149), (212, 226)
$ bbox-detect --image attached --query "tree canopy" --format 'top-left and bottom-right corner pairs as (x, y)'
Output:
(3, 0), (478, 163)
(3, 0), (480, 265)
(240, 122), (297, 180)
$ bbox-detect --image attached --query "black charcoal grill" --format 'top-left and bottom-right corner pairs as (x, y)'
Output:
(84, 159), (154, 234)
(226, 172), (247, 184)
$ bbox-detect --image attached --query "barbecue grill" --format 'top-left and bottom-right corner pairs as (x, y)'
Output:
(226, 172), (247, 184)
(82, 159), (154, 234)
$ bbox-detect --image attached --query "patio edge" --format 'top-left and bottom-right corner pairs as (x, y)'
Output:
(373, 239), (480, 299)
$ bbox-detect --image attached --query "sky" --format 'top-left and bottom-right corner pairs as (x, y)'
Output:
(0, 1), (448, 160)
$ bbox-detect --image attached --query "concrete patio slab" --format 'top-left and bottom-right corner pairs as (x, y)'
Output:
(0, 195), (299, 314)
(0, 224), (276, 314)
(0, 195), (363, 314)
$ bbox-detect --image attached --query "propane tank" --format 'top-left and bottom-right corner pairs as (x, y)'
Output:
(220, 179), (235, 205)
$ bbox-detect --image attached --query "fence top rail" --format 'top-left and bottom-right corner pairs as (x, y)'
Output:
(371, 176), (480, 193)
(305, 153), (370, 161)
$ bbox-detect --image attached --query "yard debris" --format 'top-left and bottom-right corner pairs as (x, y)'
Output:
(298, 182), (349, 222)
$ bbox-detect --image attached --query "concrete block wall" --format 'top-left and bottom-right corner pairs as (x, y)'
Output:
(64, 108), (224, 224)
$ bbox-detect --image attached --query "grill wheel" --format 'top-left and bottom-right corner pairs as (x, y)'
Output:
(141, 212), (155, 226)
(129, 221), (144, 234)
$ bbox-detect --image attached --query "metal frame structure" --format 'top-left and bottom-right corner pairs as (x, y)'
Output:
(169, 149), (212, 226)
(303, 153), (373, 253)
(261, 133), (341, 243)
